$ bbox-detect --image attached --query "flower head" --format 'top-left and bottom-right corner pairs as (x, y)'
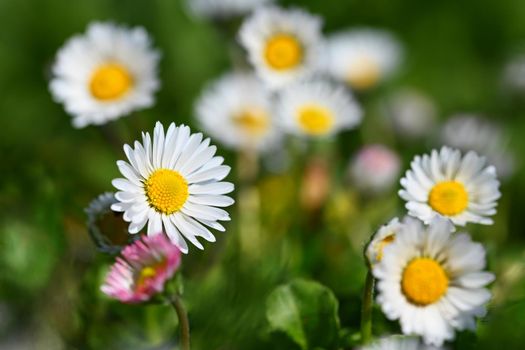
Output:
(277, 80), (362, 137)
(101, 234), (181, 303)
(349, 144), (400, 193)
(238, 6), (323, 89)
(374, 217), (495, 346)
(326, 28), (402, 91)
(399, 147), (500, 226)
(111, 122), (235, 253)
(49, 22), (160, 128)
(195, 72), (281, 152)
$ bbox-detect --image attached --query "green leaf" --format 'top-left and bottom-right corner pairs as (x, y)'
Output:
(266, 279), (341, 350)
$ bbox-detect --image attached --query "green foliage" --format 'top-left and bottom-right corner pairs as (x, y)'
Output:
(266, 279), (340, 350)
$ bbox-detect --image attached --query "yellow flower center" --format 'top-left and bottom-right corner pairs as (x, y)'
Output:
(145, 169), (189, 215)
(264, 33), (303, 70)
(375, 234), (395, 262)
(233, 108), (270, 136)
(347, 56), (380, 90)
(297, 104), (335, 136)
(90, 63), (133, 101)
(402, 258), (449, 306)
(428, 181), (469, 216)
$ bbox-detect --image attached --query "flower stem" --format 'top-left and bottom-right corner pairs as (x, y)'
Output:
(360, 270), (374, 344)
(170, 295), (190, 350)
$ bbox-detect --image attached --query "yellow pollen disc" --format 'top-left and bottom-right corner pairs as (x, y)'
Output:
(402, 258), (449, 306)
(297, 104), (335, 136)
(428, 181), (469, 216)
(90, 63), (133, 101)
(233, 108), (270, 136)
(375, 234), (395, 262)
(346, 56), (380, 90)
(264, 33), (303, 70)
(145, 169), (189, 215)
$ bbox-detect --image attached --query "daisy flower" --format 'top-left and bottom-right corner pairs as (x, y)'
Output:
(111, 122), (235, 253)
(195, 72), (280, 152)
(349, 144), (401, 194)
(374, 217), (495, 346)
(277, 80), (362, 137)
(440, 114), (514, 179)
(399, 146), (501, 226)
(187, 0), (273, 19)
(101, 233), (181, 303)
(325, 28), (402, 91)
(358, 335), (444, 350)
(238, 6), (323, 89)
(49, 22), (160, 128)
(366, 217), (403, 266)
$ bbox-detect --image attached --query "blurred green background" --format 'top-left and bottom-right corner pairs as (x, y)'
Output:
(1, 0), (525, 349)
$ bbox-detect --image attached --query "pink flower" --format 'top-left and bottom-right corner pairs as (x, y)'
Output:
(349, 144), (400, 193)
(101, 233), (182, 303)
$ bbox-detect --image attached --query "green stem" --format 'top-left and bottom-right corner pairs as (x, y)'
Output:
(360, 270), (374, 344)
(170, 295), (190, 350)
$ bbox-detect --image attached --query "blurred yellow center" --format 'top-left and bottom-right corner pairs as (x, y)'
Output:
(375, 234), (395, 262)
(264, 34), (303, 70)
(297, 104), (334, 135)
(428, 181), (468, 216)
(233, 108), (270, 136)
(402, 258), (448, 306)
(145, 169), (188, 215)
(347, 56), (380, 90)
(90, 63), (133, 100)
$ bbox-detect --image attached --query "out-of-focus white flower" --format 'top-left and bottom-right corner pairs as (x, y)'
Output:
(399, 146), (501, 226)
(384, 88), (437, 138)
(187, 0), (273, 19)
(349, 144), (401, 193)
(49, 22), (160, 128)
(440, 114), (515, 179)
(195, 72), (280, 152)
(277, 80), (362, 137)
(111, 122), (235, 253)
(374, 217), (495, 347)
(238, 6), (323, 89)
(325, 28), (402, 91)
(503, 54), (525, 93)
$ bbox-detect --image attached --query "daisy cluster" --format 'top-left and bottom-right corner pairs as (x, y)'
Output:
(46, 1), (505, 348)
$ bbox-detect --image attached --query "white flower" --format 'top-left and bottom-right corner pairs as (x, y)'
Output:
(325, 28), (402, 90)
(399, 147), (501, 226)
(277, 80), (362, 137)
(238, 6), (323, 89)
(374, 217), (495, 347)
(187, 0), (273, 19)
(503, 54), (525, 93)
(440, 114), (514, 179)
(111, 122), (235, 253)
(384, 88), (437, 139)
(195, 72), (280, 152)
(366, 217), (403, 266)
(358, 335), (444, 350)
(350, 144), (401, 193)
(49, 22), (160, 128)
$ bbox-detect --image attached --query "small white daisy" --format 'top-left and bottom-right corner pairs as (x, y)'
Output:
(238, 6), (323, 89)
(399, 146), (501, 226)
(111, 121), (235, 253)
(440, 114), (514, 179)
(195, 72), (280, 152)
(366, 217), (403, 266)
(374, 217), (495, 346)
(277, 80), (362, 137)
(349, 144), (401, 194)
(49, 22), (160, 128)
(358, 335), (444, 350)
(384, 88), (437, 139)
(325, 28), (402, 91)
(187, 0), (273, 19)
